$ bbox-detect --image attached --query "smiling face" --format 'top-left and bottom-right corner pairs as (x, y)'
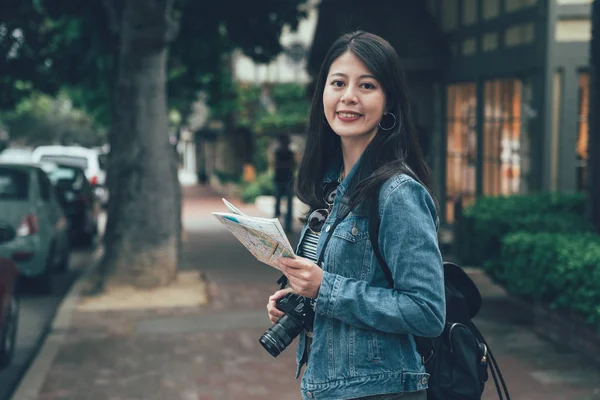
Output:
(323, 51), (387, 147)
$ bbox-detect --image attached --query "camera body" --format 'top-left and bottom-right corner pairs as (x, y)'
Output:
(276, 293), (315, 330)
(259, 293), (315, 357)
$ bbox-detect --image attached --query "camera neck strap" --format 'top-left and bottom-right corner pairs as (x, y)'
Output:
(277, 194), (353, 290)
(316, 193), (352, 267)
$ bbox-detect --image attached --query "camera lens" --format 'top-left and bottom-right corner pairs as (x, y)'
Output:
(259, 314), (304, 357)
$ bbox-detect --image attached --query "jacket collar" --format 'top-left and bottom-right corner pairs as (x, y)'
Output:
(322, 149), (363, 199)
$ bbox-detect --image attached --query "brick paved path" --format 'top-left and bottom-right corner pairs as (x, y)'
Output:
(32, 184), (600, 400)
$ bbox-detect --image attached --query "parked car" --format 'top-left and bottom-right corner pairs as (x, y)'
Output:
(45, 163), (99, 247)
(0, 148), (33, 164)
(0, 163), (70, 294)
(0, 222), (19, 369)
(31, 145), (108, 207)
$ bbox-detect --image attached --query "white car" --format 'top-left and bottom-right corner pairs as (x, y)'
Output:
(31, 145), (108, 206)
(0, 148), (33, 163)
(0, 163), (70, 294)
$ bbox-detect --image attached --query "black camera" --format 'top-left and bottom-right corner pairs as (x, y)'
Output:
(259, 293), (315, 357)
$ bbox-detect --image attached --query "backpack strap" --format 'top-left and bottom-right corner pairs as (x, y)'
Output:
(367, 195), (393, 286)
(367, 191), (434, 362)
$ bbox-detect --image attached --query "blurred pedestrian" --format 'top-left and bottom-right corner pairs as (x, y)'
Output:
(273, 134), (295, 232)
(266, 31), (444, 400)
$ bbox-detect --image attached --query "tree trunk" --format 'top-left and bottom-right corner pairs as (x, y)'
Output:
(101, 0), (179, 288)
(591, 0), (600, 232)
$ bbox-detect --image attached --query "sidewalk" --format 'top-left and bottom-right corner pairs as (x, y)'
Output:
(14, 184), (600, 400)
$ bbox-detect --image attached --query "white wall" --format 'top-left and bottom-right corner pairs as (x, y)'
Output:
(233, 1), (319, 84)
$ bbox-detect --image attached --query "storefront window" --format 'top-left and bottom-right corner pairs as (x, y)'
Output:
(446, 83), (477, 222)
(462, 0), (478, 25)
(577, 72), (589, 191)
(483, 0), (500, 20)
(483, 80), (523, 196)
(506, 0), (537, 12)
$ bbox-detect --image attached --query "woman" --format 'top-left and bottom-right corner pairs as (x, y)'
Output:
(267, 31), (445, 400)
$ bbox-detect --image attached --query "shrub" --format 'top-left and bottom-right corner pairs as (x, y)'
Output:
(241, 171), (274, 204)
(498, 232), (600, 332)
(455, 192), (590, 266)
(213, 169), (242, 184)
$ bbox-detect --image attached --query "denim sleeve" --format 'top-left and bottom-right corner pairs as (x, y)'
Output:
(315, 179), (446, 337)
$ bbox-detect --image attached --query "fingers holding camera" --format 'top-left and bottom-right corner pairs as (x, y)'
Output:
(279, 256), (323, 299)
(267, 288), (293, 324)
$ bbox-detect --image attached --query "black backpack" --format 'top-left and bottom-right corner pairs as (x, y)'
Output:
(366, 196), (511, 400)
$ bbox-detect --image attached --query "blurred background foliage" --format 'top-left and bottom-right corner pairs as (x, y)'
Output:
(236, 83), (310, 136)
(0, 91), (105, 146)
(1, 0), (308, 128)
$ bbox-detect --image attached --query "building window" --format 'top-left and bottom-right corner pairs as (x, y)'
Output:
(442, 0), (459, 31)
(577, 72), (589, 191)
(519, 79), (534, 194)
(551, 71), (563, 191)
(506, 0), (538, 12)
(505, 23), (536, 47)
(446, 83), (477, 223)
(483, 32), (499, 51)
(557, 0), (592, 4)
(462, 37), (477, 56)
(483, 80), (523, 196)
(462, 0), (478, 25)
(556, 19), (592, 42)
(483, 0), (500, 20)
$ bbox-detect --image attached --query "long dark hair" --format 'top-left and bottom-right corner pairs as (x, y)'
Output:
(296, 31), (434, 211)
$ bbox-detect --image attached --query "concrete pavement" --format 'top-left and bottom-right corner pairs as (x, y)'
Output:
(12, 183), (600, 400)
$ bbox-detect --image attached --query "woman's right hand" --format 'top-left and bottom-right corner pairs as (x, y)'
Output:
(267, 288), (293, 324)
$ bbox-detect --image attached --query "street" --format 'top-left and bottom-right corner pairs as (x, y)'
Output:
(0, 244), (99, 400)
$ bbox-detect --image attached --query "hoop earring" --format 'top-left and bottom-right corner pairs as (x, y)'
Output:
(379, 112), (397, 131)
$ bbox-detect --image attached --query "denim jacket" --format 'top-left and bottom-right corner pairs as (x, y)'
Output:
(294, 158), (445, 400)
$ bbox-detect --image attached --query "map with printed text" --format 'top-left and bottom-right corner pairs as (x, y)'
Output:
(213, 199), (295, 269)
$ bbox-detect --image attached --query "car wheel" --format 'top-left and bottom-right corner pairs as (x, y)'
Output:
(0, 294), (19, 369)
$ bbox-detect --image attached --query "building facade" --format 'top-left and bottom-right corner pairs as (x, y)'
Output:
(308, 0), (592, 223)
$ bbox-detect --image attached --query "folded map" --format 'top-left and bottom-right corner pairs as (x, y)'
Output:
(212, 198), (295, 270)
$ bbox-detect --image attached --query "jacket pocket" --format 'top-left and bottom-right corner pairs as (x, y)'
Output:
(330, 217), (371, 280)
(350, 327), (384, 375)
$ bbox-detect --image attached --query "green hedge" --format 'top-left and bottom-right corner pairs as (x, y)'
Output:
(496, 232), (600, 332)
(241, 171), (274, 204)
(455, 192), (591, 266)
(213, 169), (242, 184)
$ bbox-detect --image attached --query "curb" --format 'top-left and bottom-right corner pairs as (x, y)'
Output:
(10, 245), (104, 400)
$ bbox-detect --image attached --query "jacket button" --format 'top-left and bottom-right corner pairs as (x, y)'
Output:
(351, 227), (358, 235)
(325, 225), (331, 232)
(307, 391), (313, 398)
(421, 376), (429, 385)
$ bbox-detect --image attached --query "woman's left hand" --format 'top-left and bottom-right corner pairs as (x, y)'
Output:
(276, 256), (323, 299)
